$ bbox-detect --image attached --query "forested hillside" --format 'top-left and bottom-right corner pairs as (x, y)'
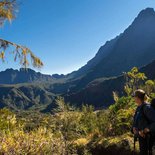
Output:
(1, 59), (155, 112)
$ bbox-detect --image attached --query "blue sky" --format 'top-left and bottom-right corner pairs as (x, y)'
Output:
(1, 0), (155, 75)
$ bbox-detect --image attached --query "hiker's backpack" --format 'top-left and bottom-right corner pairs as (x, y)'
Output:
(143, 99), (155, 153)
(141, 99), (155, 133)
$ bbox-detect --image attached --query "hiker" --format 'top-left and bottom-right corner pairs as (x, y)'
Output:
(132, 89), (155, 155)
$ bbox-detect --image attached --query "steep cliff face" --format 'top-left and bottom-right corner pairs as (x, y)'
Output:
(66, 8), (155, 92)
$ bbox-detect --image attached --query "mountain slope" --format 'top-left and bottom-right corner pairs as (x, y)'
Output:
(0, 83), (56, 111)
(64, 59), (155, 108)
(65, 8), (155, 91)
(67, 36), (120, 79)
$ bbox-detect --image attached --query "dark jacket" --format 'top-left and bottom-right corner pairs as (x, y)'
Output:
(132, 103), (155, 134)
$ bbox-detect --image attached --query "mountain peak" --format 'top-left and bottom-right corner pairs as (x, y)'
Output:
(137, 8), (155, 18)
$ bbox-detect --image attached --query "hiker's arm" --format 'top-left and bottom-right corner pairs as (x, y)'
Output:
(131, 111), (138, 134)
(144, 106), (155, 132)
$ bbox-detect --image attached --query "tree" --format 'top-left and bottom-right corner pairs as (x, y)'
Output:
(0, 0), (43, 68)
(124, 67), (147, 95)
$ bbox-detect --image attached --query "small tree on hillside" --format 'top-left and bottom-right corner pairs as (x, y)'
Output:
(124, 67), (147, 96)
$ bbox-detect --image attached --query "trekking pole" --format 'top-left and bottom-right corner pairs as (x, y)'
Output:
(133, 136), (137, 155)
(147, 134), (151, 155)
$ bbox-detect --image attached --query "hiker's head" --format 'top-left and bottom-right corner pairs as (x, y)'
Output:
(133, 89), (146, 105)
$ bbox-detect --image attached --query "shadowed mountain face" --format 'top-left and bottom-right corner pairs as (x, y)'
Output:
(65, 8), (155, 91)
(64, 60), (155, 108)
(1, 8), (155, 111)
(66, 36), (120, 79)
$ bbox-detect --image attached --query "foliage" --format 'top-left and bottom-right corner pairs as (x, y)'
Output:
(124, 67), (147, 95)
(0, 67), (154, 154)
(0, 108), (17, 131)
(0, 0), (43, 68)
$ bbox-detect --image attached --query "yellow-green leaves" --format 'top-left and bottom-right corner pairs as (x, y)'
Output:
(145, 80), (154, 86)
(0, 0), (16, 26)
(113, 91), (119, 102)
(145, 80), (155, 95)
(127, 67), (147, 81)
(124, 67), (147, 95)
(0, 0), (43, 68)
(6, 9), (13, 22)
(0, 39), (43, 68)
(0, 51), (5, 60)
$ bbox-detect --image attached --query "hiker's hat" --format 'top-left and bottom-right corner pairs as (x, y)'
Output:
(132, 89), (146, 100)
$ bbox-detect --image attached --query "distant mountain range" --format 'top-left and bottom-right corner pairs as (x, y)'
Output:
(0, 68), (54, 84)
(1, 8), (155, 112)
